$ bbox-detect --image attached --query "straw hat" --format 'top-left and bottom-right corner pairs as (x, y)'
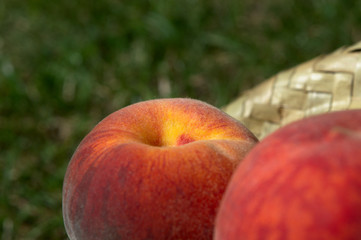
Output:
(223, 41), (361, 139)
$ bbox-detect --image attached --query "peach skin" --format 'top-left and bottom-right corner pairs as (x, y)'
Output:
(62, 98), (258, 240)
(215, 110), (361, 240)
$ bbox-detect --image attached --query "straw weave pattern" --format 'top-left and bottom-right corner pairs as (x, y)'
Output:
(223, 41), (361, 139)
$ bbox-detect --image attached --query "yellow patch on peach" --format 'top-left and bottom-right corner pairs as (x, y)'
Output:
(160, 104), (243, 146)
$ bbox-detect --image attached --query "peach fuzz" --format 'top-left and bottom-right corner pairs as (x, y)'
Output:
(215, 109), (361, 240)
(62, 98), (258, 240)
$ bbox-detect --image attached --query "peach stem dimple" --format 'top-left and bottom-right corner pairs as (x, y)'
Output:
(176, 134), (195, 146)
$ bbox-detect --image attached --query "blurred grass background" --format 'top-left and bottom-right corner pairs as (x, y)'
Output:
(0, 0), (360, 239)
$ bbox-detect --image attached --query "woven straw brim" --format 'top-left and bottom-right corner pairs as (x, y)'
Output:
(223, 41), (361, 139)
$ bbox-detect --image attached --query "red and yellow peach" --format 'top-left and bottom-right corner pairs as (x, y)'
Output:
(215, 110), (361, 240)
(62, 98), (257, 240)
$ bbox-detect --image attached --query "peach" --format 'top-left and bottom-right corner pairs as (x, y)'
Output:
(62, 98), (257, 240)
(215, 110), (361, 240)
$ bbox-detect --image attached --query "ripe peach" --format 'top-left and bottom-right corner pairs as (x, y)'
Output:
(62, 98), (257, 240)
(215, 110), (361, 240)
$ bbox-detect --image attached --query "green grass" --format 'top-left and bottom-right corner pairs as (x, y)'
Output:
(0, 0), (360, 239)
